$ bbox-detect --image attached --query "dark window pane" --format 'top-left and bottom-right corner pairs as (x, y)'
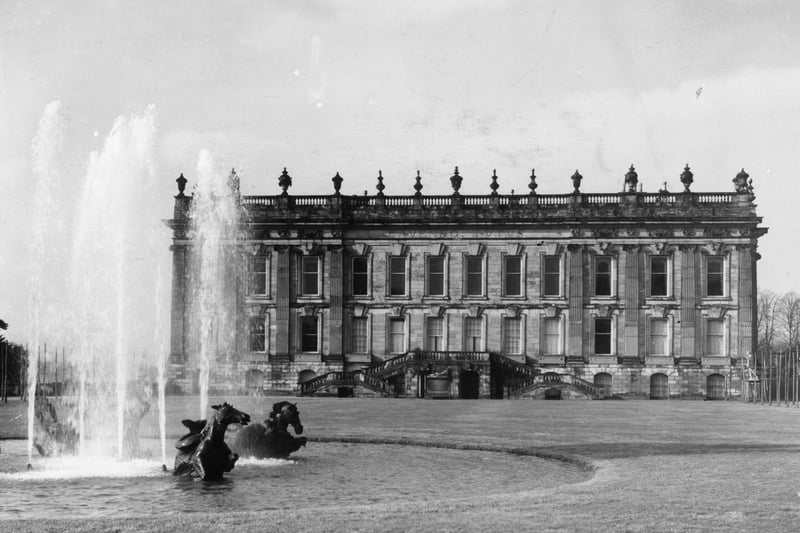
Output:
(543, 256), (560, 296)
(302, 257), (319, 295)
(504, 256), (521, 296)
(249, 256), (268, 295)
(595, 257), (611, 296)
(301, 316), (318, 352)
(651, 257), (668, 296)
(595, 318), (612, 354)
(428, 256), (444, 296)
(389, 256), (406, 295)
(352, 257), (369, 296)
(466, 256), (483, 296)
(249, 316), (266, 352)
(707, 257), (724, 296)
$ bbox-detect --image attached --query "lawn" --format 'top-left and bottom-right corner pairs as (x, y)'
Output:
(2, 397), (800, 532)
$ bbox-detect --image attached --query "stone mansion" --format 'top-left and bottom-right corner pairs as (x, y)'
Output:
(165, 165), (766, 400)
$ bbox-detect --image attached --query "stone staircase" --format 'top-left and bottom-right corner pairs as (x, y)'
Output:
(508, 372), (607, 399)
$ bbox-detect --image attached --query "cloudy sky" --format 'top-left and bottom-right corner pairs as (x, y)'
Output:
(1, 0), (799, 343)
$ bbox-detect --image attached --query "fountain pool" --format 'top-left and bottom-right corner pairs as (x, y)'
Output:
(0, 438), (588, 519)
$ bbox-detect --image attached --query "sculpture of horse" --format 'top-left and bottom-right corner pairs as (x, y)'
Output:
(173, 402), (251, 480)
(232, 401), (307, 460)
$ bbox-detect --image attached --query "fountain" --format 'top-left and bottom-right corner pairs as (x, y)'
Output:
(26, 102), (169, 466)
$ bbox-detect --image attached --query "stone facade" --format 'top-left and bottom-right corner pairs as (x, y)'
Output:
(165, 167), (767, 399)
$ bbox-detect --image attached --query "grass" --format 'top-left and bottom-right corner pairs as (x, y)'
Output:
(2, 396), (800, 531)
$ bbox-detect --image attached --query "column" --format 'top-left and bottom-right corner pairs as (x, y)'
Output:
(738, 245), (754, 358)
(328, 246), (344, 359)
(275, 246), (291, 360)
(568, 245), (584, 358)
(623, 245), (640, 357)
(680, 246), (697, 359)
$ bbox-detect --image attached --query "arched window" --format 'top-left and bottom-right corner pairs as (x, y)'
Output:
(650, 373), (668, 399)
(297, 369), (317, 385)
(594, 372), (612, 395)
(707, 374), (725, 400)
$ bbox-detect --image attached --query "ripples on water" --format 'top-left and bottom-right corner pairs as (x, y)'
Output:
(0, 439), (586, 519)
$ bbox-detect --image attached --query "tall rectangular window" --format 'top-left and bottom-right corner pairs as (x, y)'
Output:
(464, 317), (483, 351)
(465, 256), (484, 296)
(650, 318), (668, 355)
(427, 256), (445, 296)
(352, 257), (369, 296)
(504, 256), (523, 297)
(594, 318), (612, 355)
(502, 317), (522, 355)
(248, 255), (268, 295)
(426, 317), (444, 351)
(594, 257), (612, 297)
(389, 318), (405, 353)
(707, 256), (724, 297)
(707, 319), (724, 356)
(300, 316), (318, 352)
(248, 316), (267, 352)
(389, 256), (406, 296)
(543, 256), (561, 297)
(650, 256), (668, 296)
(351, 317), (368, 353)
(542, 318), (560, 355)
(301, 256), (320, 296)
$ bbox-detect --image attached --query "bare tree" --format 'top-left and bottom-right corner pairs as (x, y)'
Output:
(778, 292), (800, 350)
(758, 290), (780, 352)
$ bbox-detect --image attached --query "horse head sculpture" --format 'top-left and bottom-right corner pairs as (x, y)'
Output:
(173, 402), (251, 481)
(268, 401), (303, 435)
(233, 401), (308, 460)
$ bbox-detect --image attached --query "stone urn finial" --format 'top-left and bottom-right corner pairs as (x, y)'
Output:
(414, 170), (423, 197)
(331, 172), (343, 195)
(278, 167), (292, 196)
(376, 170), (385, 197)
(450, 166), (462, 195)
(733, 168), (750, 193)
(490, 169), (499, 196)
(680, 164), (693, 192)
(571, 170), (583, 194)
(175, 173), (187, 198)
(528, 169), (538, 195)
(624, 165), (638, 193)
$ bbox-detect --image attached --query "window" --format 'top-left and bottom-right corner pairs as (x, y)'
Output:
(464, 317), (483, 351)
(426, 317), (444, 351)
(542, 318), (560, 355)
(389, 256), (407, 296)
(465, 256), (484, 296)
(594, 372), (612, 394)
(248, 255), (268, 295)
(707, 256), (724, 297)
(504, 256), (523, 297)
(594, 257), (612, 297)
(300, 316), (319, 352)
(650, 256), (668, 296)
(707, 374), (725, 399)
(351, 317), (368, 353)
(352, 256), (369, 296)
(301, 256), (320, 296)
(706, 319), (724, 356)
(594, 318), (612, 355)
(427, 256), (446, 297)
(248, 315), (267, 352)
(502, 317), (522, 355)
(650, 318), (668, 355)
(389, 318), (405, 353)
(543, 256), (561, 297)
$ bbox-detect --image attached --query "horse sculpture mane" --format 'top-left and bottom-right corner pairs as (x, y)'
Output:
(232, 401), (307, 460)
(173, 402), (250, 481)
